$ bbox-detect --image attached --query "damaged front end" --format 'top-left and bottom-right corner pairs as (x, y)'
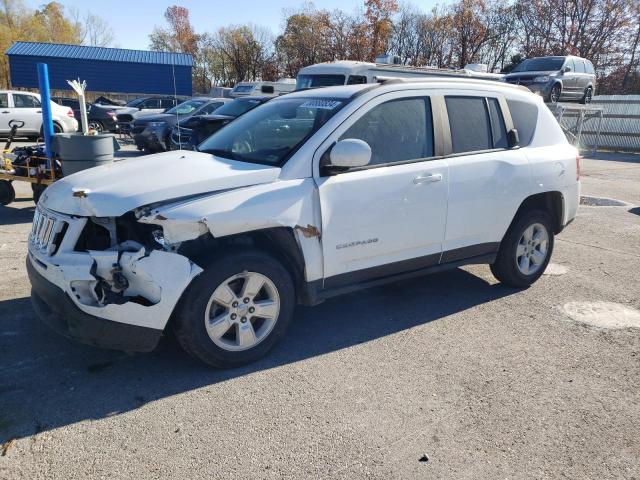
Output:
(28, 206), (203, 333)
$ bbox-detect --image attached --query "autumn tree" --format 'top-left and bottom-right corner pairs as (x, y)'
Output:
(364, 0), (398, 59)
(149, 5), (198, 54)
(275, 6), (333, 78)
(0, 0), (83, 88)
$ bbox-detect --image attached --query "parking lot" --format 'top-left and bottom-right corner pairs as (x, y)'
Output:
(0, 145), (639, 479)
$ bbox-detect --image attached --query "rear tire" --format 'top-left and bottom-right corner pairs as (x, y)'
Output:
(88, 120), (104, 132)
(490, 210), (554, 288)
(0, 180), (15, 205)
(173, 249), (296, 368)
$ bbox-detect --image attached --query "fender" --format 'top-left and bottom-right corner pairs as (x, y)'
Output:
(137, 178), (325, 282)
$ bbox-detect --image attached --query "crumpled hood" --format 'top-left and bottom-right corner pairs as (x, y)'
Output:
(41, 150), (281, 217)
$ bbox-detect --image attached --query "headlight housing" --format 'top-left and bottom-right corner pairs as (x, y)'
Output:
(533, 76), (550, 83)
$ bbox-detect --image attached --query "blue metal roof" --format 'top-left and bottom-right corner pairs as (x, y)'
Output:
(6, 41), (193, 67)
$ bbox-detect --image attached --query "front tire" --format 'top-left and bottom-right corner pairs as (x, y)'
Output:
(580, 87), (593, 104)
(173, 249), (296, 368)
(490, 210), (554, 288)
(548, 84), (561, 104)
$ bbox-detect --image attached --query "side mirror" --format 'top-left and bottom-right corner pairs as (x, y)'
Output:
(563, 66), (572, 73)
(508, 128), (520, 148)
(329, 139), (372, 169)
(261, 85), (275, 94)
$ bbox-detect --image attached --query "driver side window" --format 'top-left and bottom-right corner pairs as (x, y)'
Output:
(340, 97), (433, 166)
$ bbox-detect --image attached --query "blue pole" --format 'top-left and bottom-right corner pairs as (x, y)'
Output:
(37, 63), (54, 164)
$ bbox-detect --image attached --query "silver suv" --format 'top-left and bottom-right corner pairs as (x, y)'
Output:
(505, 56), (596, 104)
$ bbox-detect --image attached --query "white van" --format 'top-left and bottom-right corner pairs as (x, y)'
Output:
(230, 79), (296, 98)
(296, 60), (502, 90)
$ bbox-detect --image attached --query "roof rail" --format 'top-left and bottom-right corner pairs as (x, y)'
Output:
(373, 75), (530, 92)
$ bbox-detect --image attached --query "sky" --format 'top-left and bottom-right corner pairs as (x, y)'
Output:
(26, 0), (444, 51)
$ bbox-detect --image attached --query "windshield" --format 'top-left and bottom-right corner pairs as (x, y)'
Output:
(198, 97), (345, 165)
(513, 58), (565, 72)
(296, 74), (346, 90)
(126, 98), (145, 107)
(233, 85), (254, 93)
(214, 98), (263, 117)
(166, 99), (207, 115)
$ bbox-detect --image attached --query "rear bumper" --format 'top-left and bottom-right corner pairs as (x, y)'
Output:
(27, 256), (162, 352)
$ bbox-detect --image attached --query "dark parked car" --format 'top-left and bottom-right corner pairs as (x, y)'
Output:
(132, 98), (230, 152)
(116, 96), (189, 133)
(505, 55), (596, 104)
(170, 96), (270, 150)
(52, 97), (118, 132)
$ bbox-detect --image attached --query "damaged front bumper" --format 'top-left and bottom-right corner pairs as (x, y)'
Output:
(27, 206), (202, 352)
(28, 258), (162, 352)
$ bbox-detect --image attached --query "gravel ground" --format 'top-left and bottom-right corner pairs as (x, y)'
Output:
(0, 145), (639, 479)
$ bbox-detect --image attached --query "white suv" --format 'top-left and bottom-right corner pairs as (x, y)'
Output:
(0, 90), (78, 138)
(27, 79), (580, 367)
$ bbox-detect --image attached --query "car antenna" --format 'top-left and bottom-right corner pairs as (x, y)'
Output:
(172, 61), (181, 150)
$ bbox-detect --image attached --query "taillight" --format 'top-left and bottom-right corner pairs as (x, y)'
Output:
(67, 108), (74, 118)
(576, 155), (581, 181)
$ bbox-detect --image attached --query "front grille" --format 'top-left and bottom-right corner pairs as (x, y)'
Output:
(30, 208), (67, 255)
(117, 113), (133, 123)
(172, 126), (192, 142)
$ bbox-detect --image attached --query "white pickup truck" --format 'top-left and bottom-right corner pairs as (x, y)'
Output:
(27, 79), (580, 367)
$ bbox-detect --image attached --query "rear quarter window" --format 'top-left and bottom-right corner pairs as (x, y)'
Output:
(506, 99), (538, 147)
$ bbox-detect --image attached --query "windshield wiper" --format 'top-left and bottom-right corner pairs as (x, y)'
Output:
(201, 148), (237, 160)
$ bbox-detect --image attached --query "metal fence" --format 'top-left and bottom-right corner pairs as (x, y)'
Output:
(555, 95), (640, 152)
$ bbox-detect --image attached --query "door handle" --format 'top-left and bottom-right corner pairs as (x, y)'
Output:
(1, 111), (9, 114)
(413, 173), (443, 185)
(36, 110), (42, 113)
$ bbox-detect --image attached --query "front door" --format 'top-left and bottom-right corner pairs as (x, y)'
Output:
(0, 93), (10, 133)
(315, 94), (449, 288)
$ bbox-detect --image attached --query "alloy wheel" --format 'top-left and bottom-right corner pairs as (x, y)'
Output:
(515, 223), (549, 275)
(550, 85), (561, 103)
(204, 272), (281, 351)
(88, 121), (103, 132)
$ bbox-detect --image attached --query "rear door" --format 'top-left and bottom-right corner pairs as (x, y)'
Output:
(442, 92), (530, 258)
(9, 93), (42, 133)
(562, 58), (579, 98)
(315, 92), (449, 286)
(573, 59), (589, 96)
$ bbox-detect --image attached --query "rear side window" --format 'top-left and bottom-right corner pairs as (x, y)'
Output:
(446, 96), (492, 153)
(574, 59), (586, 73)
(341, 97), (433, 166)
(585, 60), (595, 74)
(506, 99), (538, 147)
(347, 75), (367, 85)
